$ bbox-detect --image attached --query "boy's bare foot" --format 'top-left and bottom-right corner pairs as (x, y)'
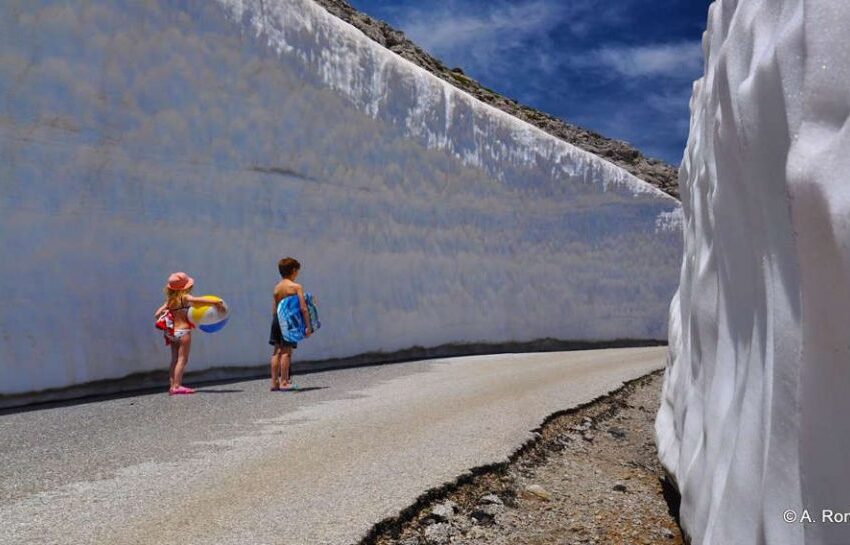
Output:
(270, 380), (281, 391)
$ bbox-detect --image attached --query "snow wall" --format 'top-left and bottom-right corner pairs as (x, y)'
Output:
(656, 1), (850, 544)
(0, 0), (681, 397)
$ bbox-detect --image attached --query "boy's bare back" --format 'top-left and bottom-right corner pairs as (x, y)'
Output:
(273, 278), (301, 309)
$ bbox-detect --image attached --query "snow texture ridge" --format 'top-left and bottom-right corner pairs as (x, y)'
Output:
(0, 0), (680, 396)
(656, 1), (850, 544)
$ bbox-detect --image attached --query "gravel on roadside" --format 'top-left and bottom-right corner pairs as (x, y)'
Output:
(357, 371), (684, 545)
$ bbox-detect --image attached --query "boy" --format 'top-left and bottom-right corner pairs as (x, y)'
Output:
(269, 257), (312, 390)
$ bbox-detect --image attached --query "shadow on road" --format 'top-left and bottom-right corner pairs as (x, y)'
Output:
(272, 387), (327, 394)
(196, 389), (245, 394)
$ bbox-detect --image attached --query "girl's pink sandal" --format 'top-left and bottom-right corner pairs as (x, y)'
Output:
(169, 386), (196, 395)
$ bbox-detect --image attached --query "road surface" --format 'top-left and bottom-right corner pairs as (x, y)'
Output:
(0, 347), (666, 545)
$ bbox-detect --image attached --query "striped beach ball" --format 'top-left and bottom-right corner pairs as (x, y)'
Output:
(187, 295), (229, 333)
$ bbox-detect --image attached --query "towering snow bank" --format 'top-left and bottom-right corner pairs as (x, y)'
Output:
(0, 0), (680, 397)
(656, 1), (850, 544)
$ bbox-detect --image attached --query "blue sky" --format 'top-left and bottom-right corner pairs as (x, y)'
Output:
(349, 0), (711, 165)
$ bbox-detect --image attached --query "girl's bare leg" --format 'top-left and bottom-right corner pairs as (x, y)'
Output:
(173, 334), (192, 388)
(270, 346), (282, 389)
(169, 344), (180, 390)
(281, 347), (292, 386)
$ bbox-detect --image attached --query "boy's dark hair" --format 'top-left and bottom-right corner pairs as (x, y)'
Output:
(278, 257), (301, 278)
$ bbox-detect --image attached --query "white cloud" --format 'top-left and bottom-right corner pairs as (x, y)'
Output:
(393, 0), (622, 78)
(642, 86), (694, 118)
(375, 0), (700, 163)
(580, 41), (704, 78)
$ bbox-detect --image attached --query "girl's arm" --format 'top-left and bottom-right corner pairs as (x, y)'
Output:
(186, 295), (226, 311)
(296, 286), (312, 336)
(154, 303), (167, 317)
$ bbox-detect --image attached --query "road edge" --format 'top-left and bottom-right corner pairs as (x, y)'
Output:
(0, 338), (666, 412)
(353, 368), (681, 545)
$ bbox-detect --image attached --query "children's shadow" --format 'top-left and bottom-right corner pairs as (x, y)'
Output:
(277, 386), (327, 394)
(196, 388), (244, 394)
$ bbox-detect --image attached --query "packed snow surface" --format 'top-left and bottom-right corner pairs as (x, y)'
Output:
(656, 1), (850, 544)
(0, 0), (680, 396)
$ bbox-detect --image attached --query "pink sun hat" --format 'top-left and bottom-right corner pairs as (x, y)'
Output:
(166, 272), (194, 291)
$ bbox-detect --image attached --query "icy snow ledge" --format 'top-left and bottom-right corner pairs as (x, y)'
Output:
(0, 0), (680, 397)
(220, 0), (673, 199)
(656, 1), (850, 544)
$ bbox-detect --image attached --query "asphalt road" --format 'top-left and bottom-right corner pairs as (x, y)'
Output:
(0, 346), (666, 545)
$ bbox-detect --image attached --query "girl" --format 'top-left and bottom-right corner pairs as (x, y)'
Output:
(154, 272), (225, 395)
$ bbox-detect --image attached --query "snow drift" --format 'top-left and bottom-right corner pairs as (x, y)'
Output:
(656, 1), (850, 544)
(0, 0), (680, 398)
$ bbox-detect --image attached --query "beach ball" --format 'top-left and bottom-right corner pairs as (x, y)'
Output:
(188, 295), (229, 333)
